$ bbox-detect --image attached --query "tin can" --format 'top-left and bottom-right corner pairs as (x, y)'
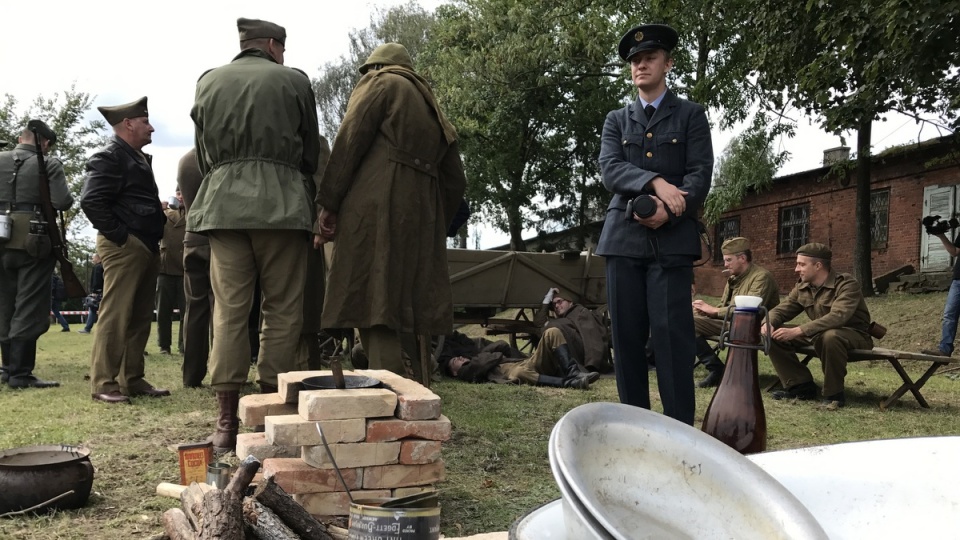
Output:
(348, 498), (440, 540)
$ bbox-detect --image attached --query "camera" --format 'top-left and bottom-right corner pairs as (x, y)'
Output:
(922, 215), (959, 235)
(625, 195), (657, 220)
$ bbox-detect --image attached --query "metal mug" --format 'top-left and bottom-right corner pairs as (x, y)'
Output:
(0, 213), (12, 242)
(206, 462), (232, 489)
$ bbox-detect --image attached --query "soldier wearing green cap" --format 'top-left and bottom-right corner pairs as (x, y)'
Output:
(763, 242), (873, 408)
(190, 16), (321, 453)
(691, 237), (781, 387)
(0, 120), (72, 389)
(82, 96), (170, 404)
(597, 23), (713, 425)
(317, 43), (466, 381)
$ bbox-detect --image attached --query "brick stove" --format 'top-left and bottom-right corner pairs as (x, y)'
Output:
(235, 369), (450, 516)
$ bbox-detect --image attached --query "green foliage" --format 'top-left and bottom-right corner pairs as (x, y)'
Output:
(423, 0), (628, 250)
(703, 114), (791, 224)
(312, 1), (436, 140)
(649, 0), (757, 129)
(0, 86), (107, 234)
(744, 0), (960, 295)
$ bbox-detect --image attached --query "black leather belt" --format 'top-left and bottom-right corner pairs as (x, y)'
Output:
(1, 202), (42, 212)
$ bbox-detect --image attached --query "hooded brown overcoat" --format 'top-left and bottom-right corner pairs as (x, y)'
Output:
(317, 47), (466, 335)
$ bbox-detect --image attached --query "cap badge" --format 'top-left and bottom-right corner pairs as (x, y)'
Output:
(634, 31), (644, 42)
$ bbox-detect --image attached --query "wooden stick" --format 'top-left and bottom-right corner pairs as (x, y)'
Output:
(253, 476), (332, 540)
(181, 482), (213, 532)
(161, 508), (197, 540)
(226, 455), (261, 495)
(0, 490), (74, 518)
(157, 482), (189, 499)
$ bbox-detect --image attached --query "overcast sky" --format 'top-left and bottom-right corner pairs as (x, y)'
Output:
(2, 0), (948, 248)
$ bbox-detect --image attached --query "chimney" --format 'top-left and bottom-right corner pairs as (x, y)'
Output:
(822, 146), (850, 166)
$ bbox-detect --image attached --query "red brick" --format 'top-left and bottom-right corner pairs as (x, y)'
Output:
(262, 458), (362, 494)
(365, 415), (452, 442)
(399, 440), (442, 464)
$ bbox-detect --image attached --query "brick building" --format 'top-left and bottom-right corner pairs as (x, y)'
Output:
(694, 136), (960, 297)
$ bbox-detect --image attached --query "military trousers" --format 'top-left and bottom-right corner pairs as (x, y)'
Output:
(357, 326), (422, 380)
(501, 326), (567, 384)
(0, 248), (56, 342)
(607, 255), (696, 425)
(208, 230), (307, 391)
(156, 273), (184, 352)
(768, 327), (873, 397)
(182, 243), (213, 387)
(89, 235), (159, 394)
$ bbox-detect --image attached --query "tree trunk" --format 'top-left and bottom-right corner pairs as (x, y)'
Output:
(254, 476), (332, 540)
(241, 498), (300, 540)
(163, 508), (197, 540)
(854, 120), (874, 297)
(507, 205), (526, 251)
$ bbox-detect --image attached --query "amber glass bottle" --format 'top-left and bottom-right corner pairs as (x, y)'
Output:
(701, 306), (767, 455)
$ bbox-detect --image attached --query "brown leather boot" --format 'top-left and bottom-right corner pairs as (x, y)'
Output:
(211, 391), (240, 453)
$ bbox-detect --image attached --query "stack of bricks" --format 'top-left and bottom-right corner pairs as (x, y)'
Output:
(235, 369), (450, 516)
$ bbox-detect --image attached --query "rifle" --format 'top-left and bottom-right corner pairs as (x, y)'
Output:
(29, 122), (87, 299)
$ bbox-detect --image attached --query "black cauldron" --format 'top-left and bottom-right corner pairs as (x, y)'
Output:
(0, 445), (94, 515)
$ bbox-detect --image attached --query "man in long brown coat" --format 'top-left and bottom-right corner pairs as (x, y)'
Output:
(316, 43), (466, 379)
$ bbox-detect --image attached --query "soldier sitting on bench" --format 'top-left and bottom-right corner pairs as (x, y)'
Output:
(691, 237), (781, 387)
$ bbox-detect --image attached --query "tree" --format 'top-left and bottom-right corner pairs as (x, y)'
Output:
(0, 85), (107, 233)
(703, 114), (790, 224)
(423, 0), (629, 250)
(745, 0), (960, 295)
(312, 1), (436, 141)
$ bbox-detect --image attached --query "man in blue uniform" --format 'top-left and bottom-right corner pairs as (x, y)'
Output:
(597, 24), (713, 424)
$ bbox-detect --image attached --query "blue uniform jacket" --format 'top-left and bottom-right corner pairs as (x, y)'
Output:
(596, 90), (713, 260)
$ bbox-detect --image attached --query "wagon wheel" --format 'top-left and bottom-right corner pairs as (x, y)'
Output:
(509, 307), (539, 355)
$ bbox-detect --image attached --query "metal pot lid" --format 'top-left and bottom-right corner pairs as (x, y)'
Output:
(301, 375), (382, 390)
(0, 445), (91, 468)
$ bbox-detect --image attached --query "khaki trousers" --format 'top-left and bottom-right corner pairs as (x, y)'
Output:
(768, 327), (873, 396)
(208, 230), (307, 391)
(182, 243), (213, 387)
(90, 235), (159, 394)
(357, 326), (420, 379)
(501, 326), (566, 384)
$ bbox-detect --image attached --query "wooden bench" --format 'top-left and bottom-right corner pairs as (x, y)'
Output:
(707, 338), (960, 409)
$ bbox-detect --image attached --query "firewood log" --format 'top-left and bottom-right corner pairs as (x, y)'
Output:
(253, 476), (332, 540)
(242, 498), (299, 540)
(198, 456), (261, 540)
(181, 482), (214, 531)
(162, 508), (197, 540)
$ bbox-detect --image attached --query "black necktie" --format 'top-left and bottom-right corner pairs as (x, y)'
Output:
(644, 104), (656, 120)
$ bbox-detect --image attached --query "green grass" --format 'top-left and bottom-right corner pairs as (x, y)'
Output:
(2, 292), (960, 538)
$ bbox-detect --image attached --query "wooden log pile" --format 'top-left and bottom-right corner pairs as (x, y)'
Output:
(160, 455), (338, 540)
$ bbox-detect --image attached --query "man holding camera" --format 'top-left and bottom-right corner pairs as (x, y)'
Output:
(597, 24), (713, 424)
(156, 189), (185, 355)
(921, 216), (960, 357)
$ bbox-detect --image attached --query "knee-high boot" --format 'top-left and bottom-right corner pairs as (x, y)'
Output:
(211, 390), (240, 453)
(553, 344), (600, 389)
(0, 341), (9, 384)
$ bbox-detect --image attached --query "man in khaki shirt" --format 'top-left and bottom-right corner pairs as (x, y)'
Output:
(692, 237), (780, 387)
(763, 243), (873, 408)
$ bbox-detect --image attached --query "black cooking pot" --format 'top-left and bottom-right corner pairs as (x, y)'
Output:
(301, 375), (382, 390)
(0, 445), (94, 514)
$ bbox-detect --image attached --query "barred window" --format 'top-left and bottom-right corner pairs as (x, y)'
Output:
(870, 189), (890, 248)
(713, 217), (741, 262)
(778, 204), (809, 254)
